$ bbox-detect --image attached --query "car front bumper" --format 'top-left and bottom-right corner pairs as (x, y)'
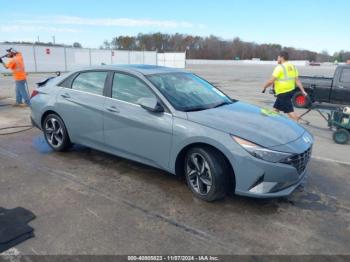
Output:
(236, 169), (309, 198)
(226, 134), (313, 198)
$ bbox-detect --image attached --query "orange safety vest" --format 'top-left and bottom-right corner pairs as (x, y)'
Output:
(6, 53), (27, 81)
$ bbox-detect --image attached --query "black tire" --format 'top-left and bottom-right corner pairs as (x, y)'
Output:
(43, 114), (71, 151)
(184, 147), (230, 202)
(333, 129), (349, 144)
(292, 91), (311, 108)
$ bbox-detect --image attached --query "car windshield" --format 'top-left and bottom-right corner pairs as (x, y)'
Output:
(147, 73), (233, 112)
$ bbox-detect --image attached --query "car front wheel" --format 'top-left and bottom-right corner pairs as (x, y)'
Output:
(43, 114), (71, 151)
(185, 147), (229, 202)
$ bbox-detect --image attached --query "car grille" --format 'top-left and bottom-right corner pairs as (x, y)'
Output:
(282, 147), (312, 175)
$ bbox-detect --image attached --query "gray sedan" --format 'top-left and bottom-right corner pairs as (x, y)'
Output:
(30, 65), (313, 201)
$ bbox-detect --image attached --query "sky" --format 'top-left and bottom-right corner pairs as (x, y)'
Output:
(0, 0), (349, 54)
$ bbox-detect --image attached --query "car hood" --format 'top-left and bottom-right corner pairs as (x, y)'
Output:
(186, 101), (305, 148)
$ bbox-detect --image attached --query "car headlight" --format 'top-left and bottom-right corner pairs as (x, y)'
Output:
(232, 136), (292, 163)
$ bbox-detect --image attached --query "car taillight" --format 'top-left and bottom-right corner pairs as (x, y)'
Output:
(30, 90), (39, 99)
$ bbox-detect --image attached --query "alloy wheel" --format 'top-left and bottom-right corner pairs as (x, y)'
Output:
(186, 153), (213, 195)
(45, 118), (64, 148)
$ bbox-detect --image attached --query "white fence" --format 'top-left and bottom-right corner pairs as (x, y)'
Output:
(157, 53), (186, 68)
(186, 59), (310, 66)
(3, 42), (317, 73)
(0, 43), (185, 73)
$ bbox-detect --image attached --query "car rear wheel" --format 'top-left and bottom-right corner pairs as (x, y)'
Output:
(185, 147), (229, 202)
(333, 129), (349, 144)
(43, 114), (71, 151)
(292, 91), (311, 108)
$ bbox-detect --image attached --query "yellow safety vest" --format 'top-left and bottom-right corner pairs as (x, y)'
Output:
(273, 62), (298, 95)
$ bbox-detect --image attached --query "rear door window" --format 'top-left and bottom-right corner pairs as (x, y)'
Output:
(71, 71), (108, 95)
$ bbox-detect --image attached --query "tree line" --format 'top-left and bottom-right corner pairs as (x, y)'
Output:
(100, 33), (350, 62)
(3, 34), (349, 62)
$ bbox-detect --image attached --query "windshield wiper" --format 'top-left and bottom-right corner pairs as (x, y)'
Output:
(185, 101), (232, 112)
(185, 107), (210, 112)
(212, 101), (232, 108)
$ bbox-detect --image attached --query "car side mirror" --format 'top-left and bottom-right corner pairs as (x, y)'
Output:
(139, 97), (164, 113)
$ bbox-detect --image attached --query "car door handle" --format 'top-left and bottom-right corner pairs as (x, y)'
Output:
(61, 93), (71, 99)
(106, 106), (120, 113)
(338, 86), (344, 89)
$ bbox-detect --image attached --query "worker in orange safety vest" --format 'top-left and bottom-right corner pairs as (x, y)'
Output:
(0, 48), (30, 107)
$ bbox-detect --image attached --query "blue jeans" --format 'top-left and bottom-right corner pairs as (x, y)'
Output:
(15, 80), (30, 105)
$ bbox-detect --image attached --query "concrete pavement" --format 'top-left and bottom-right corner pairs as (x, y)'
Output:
(0, 65), (349, 255)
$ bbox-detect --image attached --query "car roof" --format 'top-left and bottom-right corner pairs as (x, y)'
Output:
(82, 64), (186, 75)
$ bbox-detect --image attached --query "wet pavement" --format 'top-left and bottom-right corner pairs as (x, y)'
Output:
(0, 66), (349, 255)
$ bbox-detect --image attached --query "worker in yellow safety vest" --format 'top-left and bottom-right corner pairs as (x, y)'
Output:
(262, 51), (307, 121)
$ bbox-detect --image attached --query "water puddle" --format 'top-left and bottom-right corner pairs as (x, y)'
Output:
(32, 135), (53, 154)
(294, 193), (337, 212)
(283, 189), (338, 213)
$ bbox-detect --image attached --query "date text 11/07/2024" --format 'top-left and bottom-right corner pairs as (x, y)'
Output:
(127, 256), (220, 261)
